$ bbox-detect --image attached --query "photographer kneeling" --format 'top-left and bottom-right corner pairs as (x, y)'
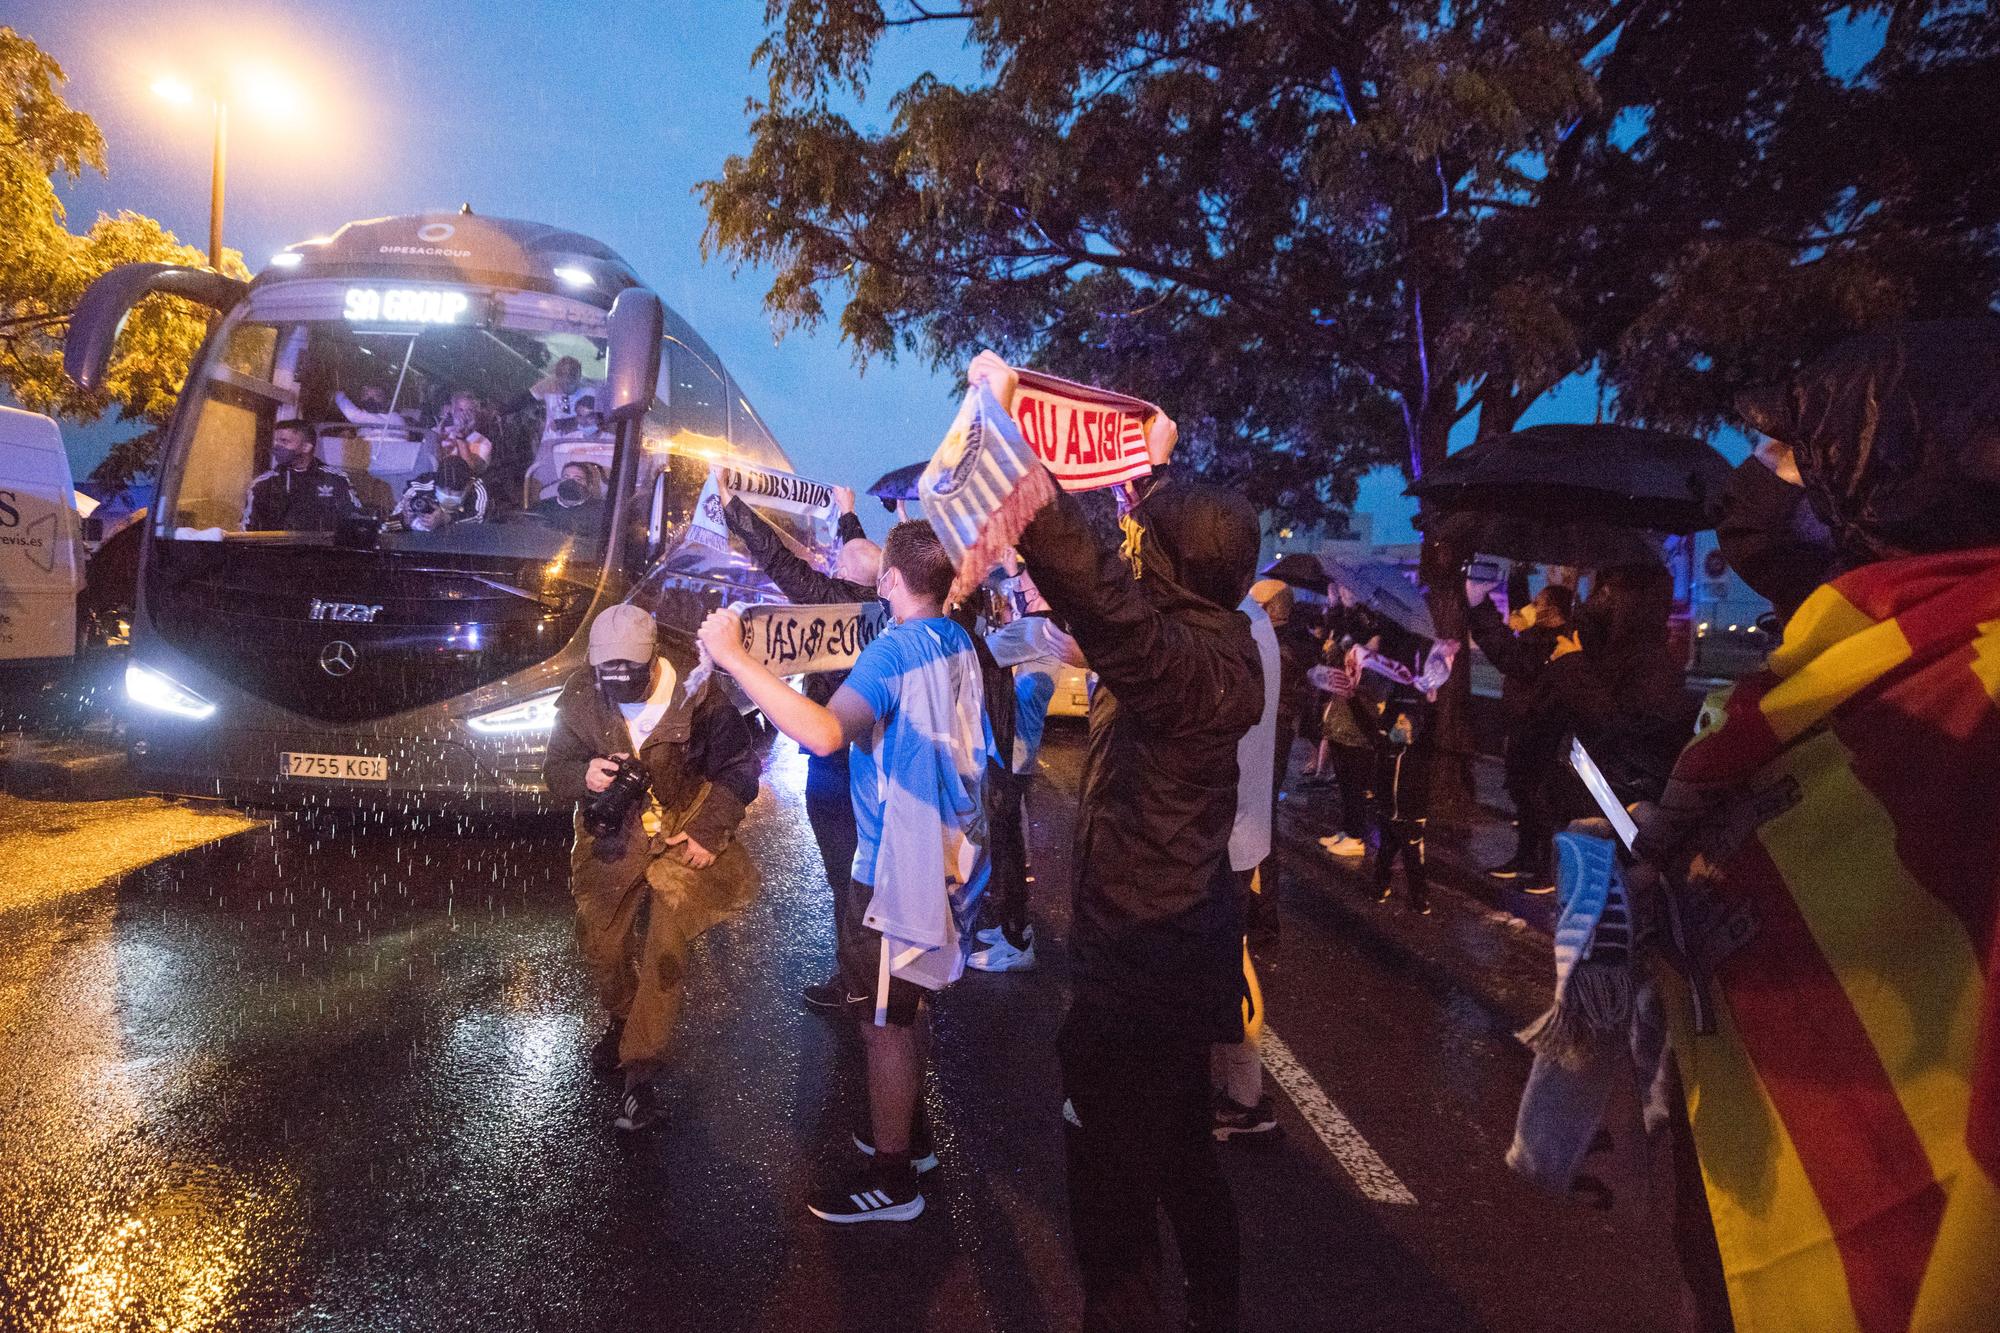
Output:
(545, 604), (762, 1132)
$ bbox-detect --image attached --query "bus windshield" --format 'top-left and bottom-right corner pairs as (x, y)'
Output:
(158, 280), (622, 564)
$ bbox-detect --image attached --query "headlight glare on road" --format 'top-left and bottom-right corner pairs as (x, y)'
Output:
(125, 662), (216, 720)
(467, 690), (561, 735)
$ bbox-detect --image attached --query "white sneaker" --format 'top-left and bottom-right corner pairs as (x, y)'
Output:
(968, 927), (1038, 972)
(1320, 835), (1367, 858)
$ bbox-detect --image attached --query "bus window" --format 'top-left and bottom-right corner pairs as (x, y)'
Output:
(168, 321), (285, 531)
(158, 281), (620, 563)
(665, 340), (728, 445)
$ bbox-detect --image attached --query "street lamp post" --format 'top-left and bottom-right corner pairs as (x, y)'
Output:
(208, 98), (226, 272)
(151, 68), (297, 272)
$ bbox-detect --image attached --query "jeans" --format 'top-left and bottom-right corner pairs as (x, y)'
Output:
(1060, 1006), (1240, 1333)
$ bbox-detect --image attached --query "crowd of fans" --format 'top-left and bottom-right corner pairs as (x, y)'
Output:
(536, 319), (1999, 1332)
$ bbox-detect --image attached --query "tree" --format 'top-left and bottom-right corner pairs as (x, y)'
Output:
(0, 27), (249, 489)
(702, 0), (2000, 812)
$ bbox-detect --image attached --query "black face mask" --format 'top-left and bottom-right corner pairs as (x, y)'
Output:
(555, 476), (590, 508)
(594, 657), (653, 706)
(1715, 457), (1835, 622)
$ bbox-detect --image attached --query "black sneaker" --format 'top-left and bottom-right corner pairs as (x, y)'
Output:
(802, 978), (861, 1013)
(807, 1162), (924, 1224)
(1212, 1094), (1280, 1142)
(852, 1122), (941, 1174)
(1521, 879), (1557, 896)
(1486, 857), (1530, 880)
(615, 1081), (668, 1133)
(588, 1021), (624, 1078)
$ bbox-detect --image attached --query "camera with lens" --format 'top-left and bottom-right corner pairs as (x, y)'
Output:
(406, 494), (437, 517)
(581, 755), (650, 836)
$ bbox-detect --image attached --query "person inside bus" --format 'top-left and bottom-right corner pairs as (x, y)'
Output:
(421, 390), (495, 475)
(392, 456), (490, 532)
(334, 381), (416, 431)
(530, 357), (608, 443)
(243, 419), (363, 532)
(531, 461), (607, 535)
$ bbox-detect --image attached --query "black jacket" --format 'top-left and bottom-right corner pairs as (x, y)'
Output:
(723, 496), (874, 705)
(1273, 620), (1319, 742)
(243, 462), (361, 532)
(544, 630), (761, 868)
(1017, 487), (1263, 1042)
(1466, 598), (1564, 726)
(1537, 643), (1689, 809)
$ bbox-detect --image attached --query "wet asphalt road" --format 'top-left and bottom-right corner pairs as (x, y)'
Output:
(0, 730), (1674, 1332)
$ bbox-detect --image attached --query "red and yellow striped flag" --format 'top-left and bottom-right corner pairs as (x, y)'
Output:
(1666, 548), (2000, 1332)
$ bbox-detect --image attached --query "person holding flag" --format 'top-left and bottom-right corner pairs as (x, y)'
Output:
(933, 351), (1262, 1332)
(715, 469), (883, 1013)
(698, 522), (991, 1225)
(1635, 320), (2000, 1332)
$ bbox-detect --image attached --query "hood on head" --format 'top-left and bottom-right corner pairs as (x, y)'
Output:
(1736, 319), (2000, 565)
(1128, 481), (1261, 611)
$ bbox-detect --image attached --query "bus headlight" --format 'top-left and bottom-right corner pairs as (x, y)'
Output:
(126, 663), (216, 720)
(467, 690), (561, 735)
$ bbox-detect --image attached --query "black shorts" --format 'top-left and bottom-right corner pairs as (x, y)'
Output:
(838, 879), (928, 1028)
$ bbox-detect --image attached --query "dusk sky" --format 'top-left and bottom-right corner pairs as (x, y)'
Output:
(18, 0), (1783, 541)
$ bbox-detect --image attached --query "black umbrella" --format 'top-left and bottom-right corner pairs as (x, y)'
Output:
(1259, 552), (1329, 592)
(1407, 423), (1735, 534)
(1425, 510), (1665, 570)
(867, 462), (927, 511)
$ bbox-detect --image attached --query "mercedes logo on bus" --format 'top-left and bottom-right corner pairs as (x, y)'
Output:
(319, 640), (359, 677)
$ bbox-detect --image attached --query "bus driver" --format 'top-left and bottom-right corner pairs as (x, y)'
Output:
(243, 420), (363, 532)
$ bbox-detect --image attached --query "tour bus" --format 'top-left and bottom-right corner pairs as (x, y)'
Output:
(64, 212), (831, 814)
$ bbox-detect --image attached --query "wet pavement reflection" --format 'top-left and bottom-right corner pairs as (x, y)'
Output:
(1, 732), (1670, 1331)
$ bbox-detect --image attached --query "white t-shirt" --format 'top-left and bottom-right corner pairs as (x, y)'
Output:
(536, 379), (609, 441)
(616, 660), (679, 752)
(1229, 598), (1281, 872)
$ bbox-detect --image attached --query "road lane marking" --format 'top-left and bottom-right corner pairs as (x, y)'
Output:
(1259, 1026), (1417, 1206)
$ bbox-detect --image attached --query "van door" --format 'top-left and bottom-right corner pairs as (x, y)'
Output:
(0, 408), (82, 665)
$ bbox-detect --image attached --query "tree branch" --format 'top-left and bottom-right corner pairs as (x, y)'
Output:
(880, 4), (981, 27)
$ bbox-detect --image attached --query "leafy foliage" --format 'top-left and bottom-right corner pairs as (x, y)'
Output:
(0, 28), (249, 488)
(703, 0), (2000, 524)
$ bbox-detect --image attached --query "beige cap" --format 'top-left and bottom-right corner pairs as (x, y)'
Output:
(1247, 578), (1290, 606)
(588, 603), (657, 665)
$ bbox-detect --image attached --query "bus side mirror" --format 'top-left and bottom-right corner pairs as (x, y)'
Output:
(605, 288), (664, 422)
(64, 264), (248, 392)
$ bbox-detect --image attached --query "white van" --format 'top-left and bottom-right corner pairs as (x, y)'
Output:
(0, 406), (83, 672)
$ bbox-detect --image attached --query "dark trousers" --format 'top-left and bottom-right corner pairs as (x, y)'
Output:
(1060, 1007), (1241, 1333)
(1372, 815), (1430, 907)
(1370, 742), (1432, 908)
(986, 763), (1030, 943)
(1329, 741), (1372, 840)
(1503, 731), (1560, 874)
(803, 748), (858, 970)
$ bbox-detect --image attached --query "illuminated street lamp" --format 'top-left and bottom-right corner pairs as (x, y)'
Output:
(151, 65), (303, 271)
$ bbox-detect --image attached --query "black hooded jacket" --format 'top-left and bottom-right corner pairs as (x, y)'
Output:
(722, 495), (874, 705)
(1016, 479), (1263, 1042)
(1735, 318), (2000, 568)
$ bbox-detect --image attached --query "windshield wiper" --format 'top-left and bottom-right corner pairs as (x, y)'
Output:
(400, 567), (562, 609)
